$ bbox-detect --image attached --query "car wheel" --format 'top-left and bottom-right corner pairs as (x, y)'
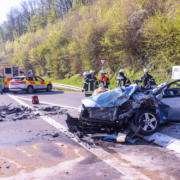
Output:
(134, 109), (160, 135)
(46, 84), (52, 92)
(12, 91), (18, 94)
(3, 88), (8, 92)
(27, 86), (34, 94)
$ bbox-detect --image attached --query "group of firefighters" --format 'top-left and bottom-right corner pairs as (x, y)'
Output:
(82, 68), (155, 97)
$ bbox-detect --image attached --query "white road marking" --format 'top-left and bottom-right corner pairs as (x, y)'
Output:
(74, 149), (81, 157)
(33, 145), (37, 150)
(10, 95), (78, 109)
(55, 143), (68, 149)
(144, 133), (180, 153)
(7, 93), (150, 180)
(0, 157), (84, 180)
(0, 157), (22, 169)
(16, 148), (33, 157)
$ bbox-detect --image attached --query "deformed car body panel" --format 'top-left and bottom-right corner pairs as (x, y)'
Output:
(154, 80), (180, 121)
(80, 85), (158, 123)
(160, 97), (180, 121)
(85, 85), (139, 108)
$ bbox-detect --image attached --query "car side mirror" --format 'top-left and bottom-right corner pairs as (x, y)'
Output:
(156, 93), (163, 100)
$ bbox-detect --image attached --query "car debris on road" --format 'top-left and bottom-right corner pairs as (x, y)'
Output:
(0, 104), (68, 122)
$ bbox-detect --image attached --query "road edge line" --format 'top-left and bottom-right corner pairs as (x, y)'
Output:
(143, 132), (180, 153)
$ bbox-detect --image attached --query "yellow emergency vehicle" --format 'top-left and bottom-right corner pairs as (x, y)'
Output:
(0, 64), (23, 91)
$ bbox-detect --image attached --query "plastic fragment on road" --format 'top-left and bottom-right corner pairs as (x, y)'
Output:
(103, 137), (114, 141)
(12, 114), (19, 120)
(126, 137), (138, 144)
(116, 133), (127, 142)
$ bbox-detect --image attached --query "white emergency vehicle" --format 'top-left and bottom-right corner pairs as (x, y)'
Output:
(0, 64), (23, 91)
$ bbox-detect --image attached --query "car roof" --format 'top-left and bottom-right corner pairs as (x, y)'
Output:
(12, 76), (25, 78)
(12, 75), (40, 79)
(24, 75), (40, 77)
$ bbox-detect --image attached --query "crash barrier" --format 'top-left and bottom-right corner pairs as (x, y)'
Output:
(52, 83), (82, 91)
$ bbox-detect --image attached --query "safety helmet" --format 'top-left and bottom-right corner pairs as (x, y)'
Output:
(144, 68), (148, 73)
(83, 72), (89, 76)
(119, 69), (125, 73)
(100, 70), (105, 74)
(90, 70), (95, 74)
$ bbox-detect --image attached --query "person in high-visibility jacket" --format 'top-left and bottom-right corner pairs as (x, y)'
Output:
(82, 71), (99, 97)
(0, 76), (3, 95)
(98, 70), (110, 88)
(117, 69), (131, 87)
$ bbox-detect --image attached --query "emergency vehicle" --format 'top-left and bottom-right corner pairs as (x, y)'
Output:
(9, 75), (52, 94)
(0, 64), (23, 91)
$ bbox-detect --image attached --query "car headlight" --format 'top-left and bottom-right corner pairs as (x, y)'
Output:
(78, 105), (83, 115)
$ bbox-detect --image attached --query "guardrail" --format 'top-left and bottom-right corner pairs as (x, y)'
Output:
(52, 83), (82, 91)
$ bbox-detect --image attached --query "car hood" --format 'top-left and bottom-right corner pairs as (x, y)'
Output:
(82, 85), (139, 108)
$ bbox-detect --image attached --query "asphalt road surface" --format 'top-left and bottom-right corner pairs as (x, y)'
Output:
(1, 90), (180, 180)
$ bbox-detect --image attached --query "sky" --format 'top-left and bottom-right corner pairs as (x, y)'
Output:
(0, 0), (26, 24)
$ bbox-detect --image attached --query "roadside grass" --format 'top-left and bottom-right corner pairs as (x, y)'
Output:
(45, 69), (173, 90)
(46, 74), (83, 88)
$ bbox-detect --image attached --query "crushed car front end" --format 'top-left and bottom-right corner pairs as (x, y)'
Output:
(78, 86), (161, 135)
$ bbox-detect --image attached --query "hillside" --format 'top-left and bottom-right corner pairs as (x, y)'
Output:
(0, 0), (180, 84)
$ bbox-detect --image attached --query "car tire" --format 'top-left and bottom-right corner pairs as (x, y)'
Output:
(12, 91), (18, 94)
(27, 86), (34, 94)
(46, 84), (52, 92)
(3, 88), (8, 92)
(134, 109), (160, 136)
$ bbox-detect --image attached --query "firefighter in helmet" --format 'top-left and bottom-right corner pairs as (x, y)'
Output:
(117, 69), (131, 87)
(98, 70), (110, 88)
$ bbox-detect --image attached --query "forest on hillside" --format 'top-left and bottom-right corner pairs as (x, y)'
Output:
(0, 0), (180, 80)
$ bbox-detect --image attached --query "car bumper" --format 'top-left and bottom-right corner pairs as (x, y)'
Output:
(9, 88), (27, 92)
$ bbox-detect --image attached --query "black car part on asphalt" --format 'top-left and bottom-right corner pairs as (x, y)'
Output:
(0, 105), (68, 122)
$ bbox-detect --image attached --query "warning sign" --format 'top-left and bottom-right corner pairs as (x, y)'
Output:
(99, 59), (106, 67)
(172, 66), (180, 80)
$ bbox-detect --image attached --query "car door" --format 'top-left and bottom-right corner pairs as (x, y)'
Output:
(160, 82), (180, 121)
(26, 77), (36, 89)
(35, 77), (46, 89)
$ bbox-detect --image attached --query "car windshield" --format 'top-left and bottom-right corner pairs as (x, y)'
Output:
(89, 85), (139, 107)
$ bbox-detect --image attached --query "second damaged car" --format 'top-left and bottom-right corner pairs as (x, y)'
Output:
(78, 85), (163, 136)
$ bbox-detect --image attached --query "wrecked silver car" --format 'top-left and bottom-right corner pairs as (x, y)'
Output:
(78, 80), (180, 136)
(78, 85), (160, 136)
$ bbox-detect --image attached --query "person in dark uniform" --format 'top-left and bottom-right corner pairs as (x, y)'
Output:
(140, 68), (155, 87)
(82, 72), (91, 97)
(98, 70), (110, 88)
(117, 69), (131, 87)
(89, 70), (99, 91)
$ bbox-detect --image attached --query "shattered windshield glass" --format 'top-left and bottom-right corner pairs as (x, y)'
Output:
(89, 85), (139, 107)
